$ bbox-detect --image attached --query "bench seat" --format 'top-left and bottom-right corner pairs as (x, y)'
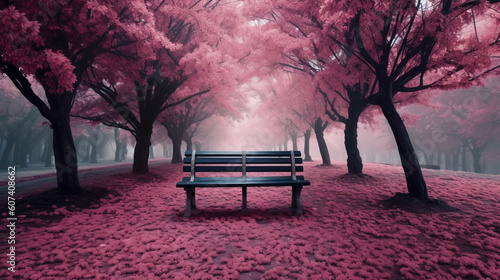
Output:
(177, 176), (309, 187)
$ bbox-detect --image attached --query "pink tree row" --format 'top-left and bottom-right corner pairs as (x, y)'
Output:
(246, 0), (499, 200)
(0, 0), (247, 193)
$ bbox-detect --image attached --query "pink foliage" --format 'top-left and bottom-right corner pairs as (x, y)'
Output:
(43, 50), (76, 94)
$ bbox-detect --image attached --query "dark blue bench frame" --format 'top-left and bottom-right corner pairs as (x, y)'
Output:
(176, 151), (310, 217)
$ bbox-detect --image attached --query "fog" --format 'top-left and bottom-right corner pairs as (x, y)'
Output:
(1, 78), (499, 175)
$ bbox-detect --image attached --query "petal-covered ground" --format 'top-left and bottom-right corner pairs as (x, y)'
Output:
(1, 161), (499, 279)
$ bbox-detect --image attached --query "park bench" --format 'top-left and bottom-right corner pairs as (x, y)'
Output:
(176, 151), (310, 217)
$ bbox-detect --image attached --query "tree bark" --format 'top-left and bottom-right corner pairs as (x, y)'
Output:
(452, 147), (459, 171)
(120, 143), (127, 161)
(471, 144), (484, 173)
(445, 152), (451, 170)
(90, 131), (98, 164)
(184, 135), (193, 151)
(422, 151), (430, 165)
(114, 128), (122, 162)
(14, 142), (29, 168)
(83, 139), (91, 162)
(314, 118), (331, 166)
(43, 135), (53, 167)
(0, 137), (15, 169)
(162, 143), (169, 158)
(461, 142), (468, 172)
(344, 113), (363, 174)
(194, 141), (202, 151)
(472, 151), (481, 173)
(52, 119), (81, 194)
(171, 138), (183, 163)
(379, 100), (428, 200)
(133, 129), (152, 173)
(283, 136), (288, 151)
(149, 145), (155, 159)
(290, 132), (298, 151)
(303, 129), (312, 161)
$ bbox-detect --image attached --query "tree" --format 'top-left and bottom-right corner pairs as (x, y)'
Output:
(160, 97), (216, 163)
(244, 1), (376, 171)
(247, 0), (498, 198)
(319, 0), (499, 199)
(0, 1), (164, 193)
(86, 0), (245, 172)
(414, 78), (500, 173)
(252, 73), (334, 164)
(0, 77), (50, 168)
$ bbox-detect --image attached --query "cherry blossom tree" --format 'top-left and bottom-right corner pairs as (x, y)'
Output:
(420, 78), (500, 173)
(0, 77), (50, 169)
(246, 0), (498, 199)
(0, 0), (168, 193)
(160, 97), (217, 163)
(244, 1), (373, 171)
(255, 73), (334, 165)
(318, 0), (498, 198)
(87, 0), (245, 172)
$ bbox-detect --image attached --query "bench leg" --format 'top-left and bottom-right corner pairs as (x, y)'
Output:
(242, 187), (247, 210)
(292, 186), (303, 216)
(184, 188), (194, 218)
(191, 188), (196, 209)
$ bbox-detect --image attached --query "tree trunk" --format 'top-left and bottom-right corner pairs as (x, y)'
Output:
(471, 147), (483, 173)
(422, 150), (430, 165)
(290, 132), (298, 151)
(133, 129), (152, 173)
(0, 137), (15, 169)
(90, 133), (98, 164)
(314, 118), (331, 166)
(52, 119), (81, 194)
(13, 143), (21, 167)
(445, 152), (451, 170)
(303, 129), (312, 161)
(14, 143), (28, 168)
(461, 142), (468, 172)
(194, 141), (202, 151)
(452, 147), (459, 171)
(185, 135), (193, 151)
(114, 128), (121, 162)
(428, 152), (434, 165)
(42, 135), (53, 167)
(149, 145), (155, 159)
(162, 143), (169, 158)
(114, 141), (122, 162)
(344, 116), (363, 174)
(120, 143), (127, 161)
(171, 139), (183, 163)
(379, 100), (428, 200)
(83, 140), (91, 162)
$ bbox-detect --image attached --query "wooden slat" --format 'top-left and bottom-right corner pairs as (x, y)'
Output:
(176, 176), (310, 188)
(183, 157), (303, 164)
(185, 151), (301, 157)
(183, 166), (304, 173)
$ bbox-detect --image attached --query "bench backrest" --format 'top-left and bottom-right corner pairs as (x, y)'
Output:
(183, 151), (304, 182)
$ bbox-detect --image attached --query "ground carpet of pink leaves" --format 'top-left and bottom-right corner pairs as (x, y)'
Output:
(1, 161), (500, 279)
